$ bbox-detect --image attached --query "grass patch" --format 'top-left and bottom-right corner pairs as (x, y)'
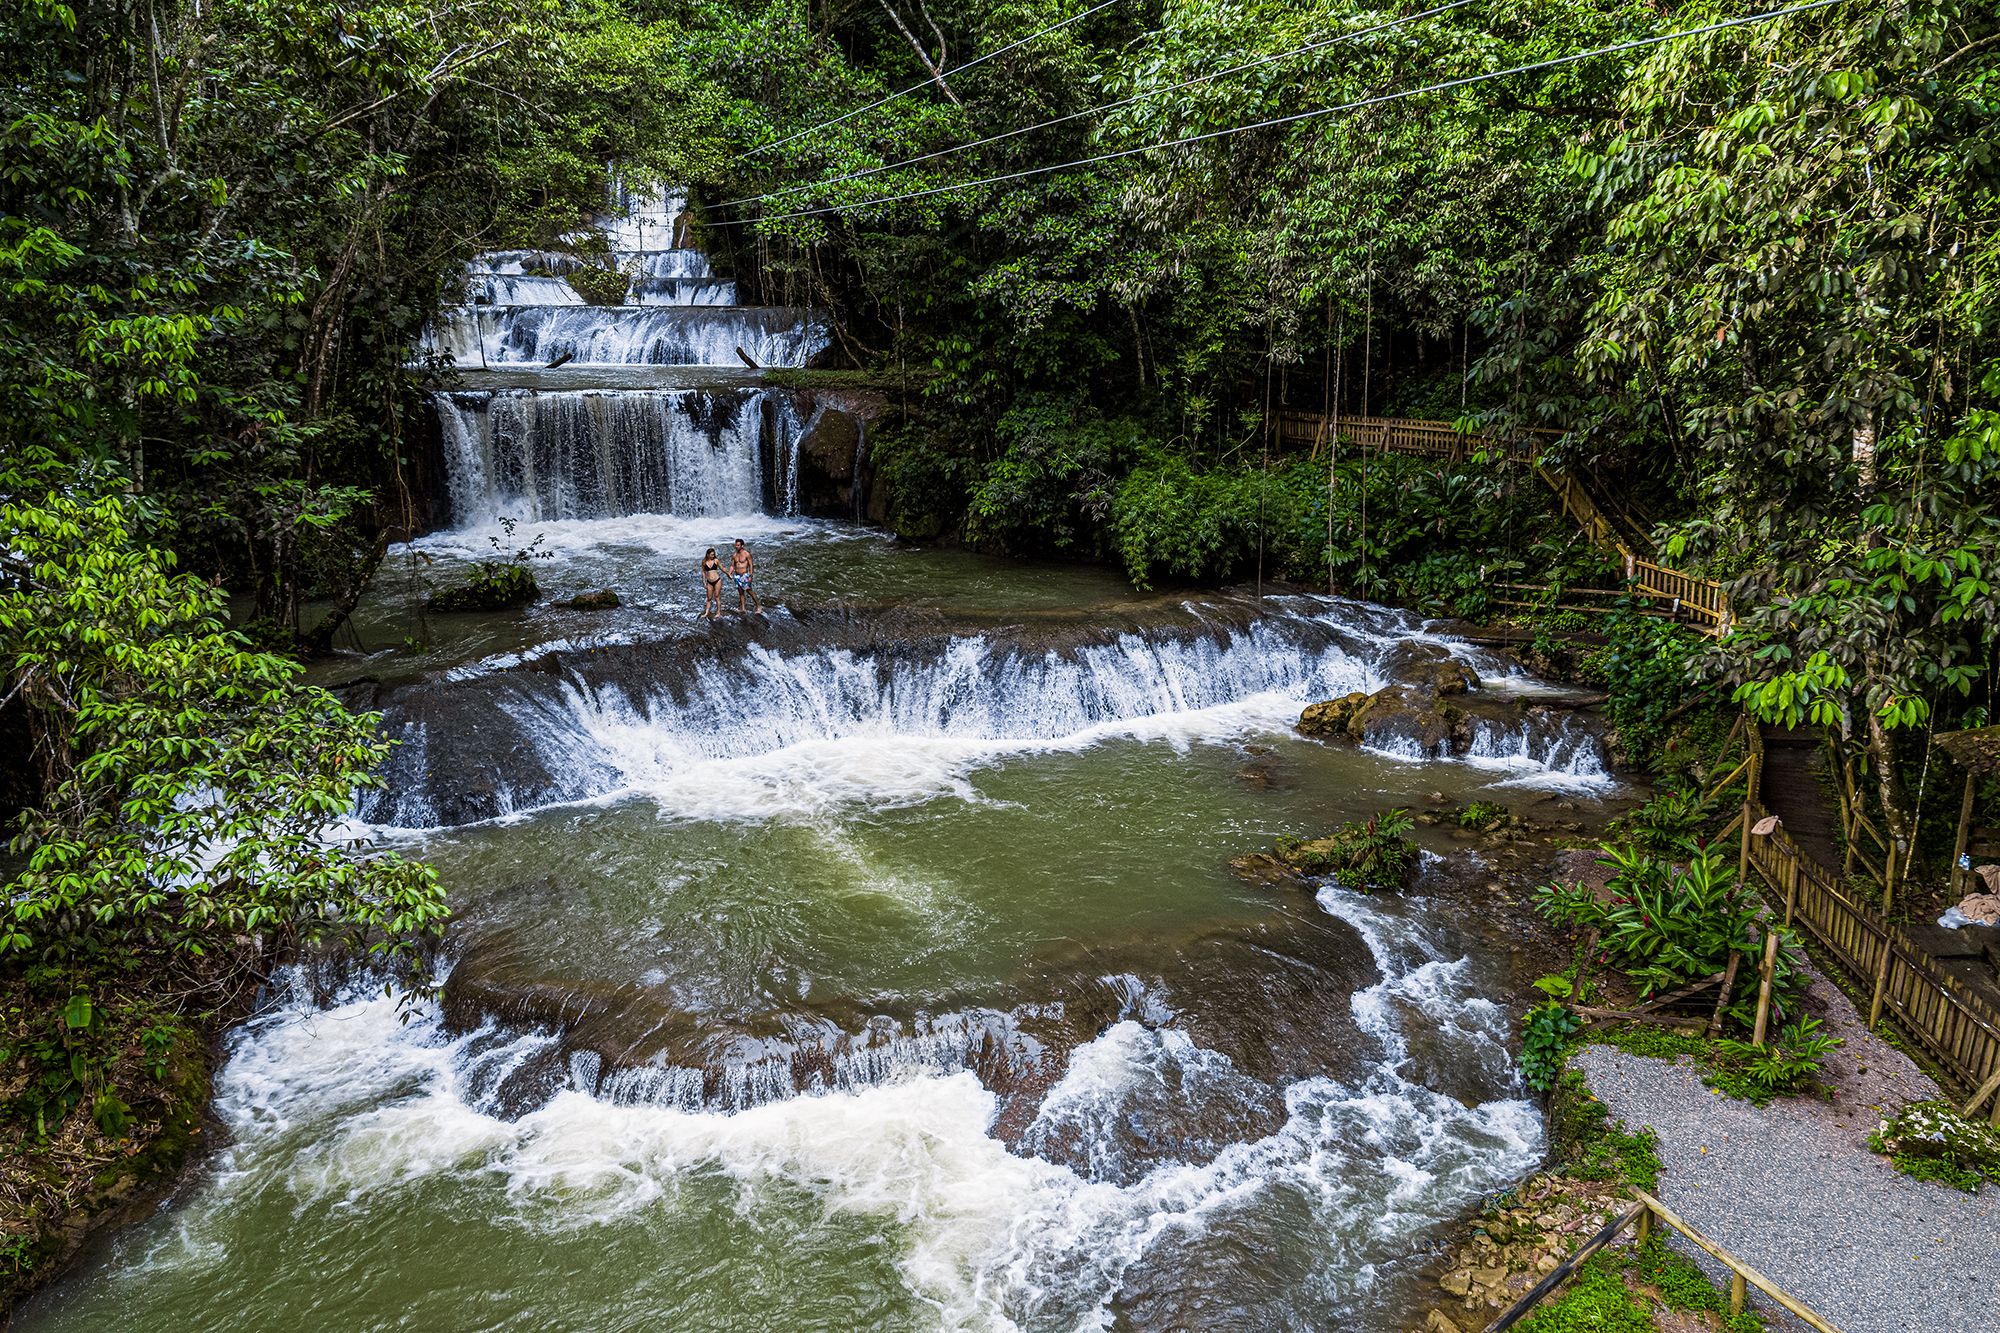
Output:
(1518, 1239), (1767, 1333)
(758, 367), (901, 390)
(1549, 1069), (1662, 1192)
(1581, 1024), (1809, 1107)
(1883, 1151), (1983, 1192)
(1518, 1253), (1654, 1332)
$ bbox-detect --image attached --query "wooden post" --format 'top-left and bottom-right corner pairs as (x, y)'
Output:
(1738, 796), (1755, 887)
(1629, 1190), (1845, 1333)
(1783, 857), (1800, 927)
(1706, 951), (1743, 1039)
(1635, 1204), (1653, 1248)
(1868, 933), (1894, 1029)
(1950, 772), (1976, 899)
(1883, 839), (1899, 914)
(1751, 928), (1781, 1047)
(1730, 1273), (1748, 1316)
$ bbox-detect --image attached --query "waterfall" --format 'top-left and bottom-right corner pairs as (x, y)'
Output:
(435, 388), (768, 525)
(423, 180), (826, 526)
(359, 607), (1612, 830)
(426, 306), (826, 369)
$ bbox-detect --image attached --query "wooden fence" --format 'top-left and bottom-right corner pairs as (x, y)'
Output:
(1742, 811), (2000, 1115)
(1272, 410), (1549, 461)
(1626, 557), (1730, 631)
(1730, 729), (2000, 1117)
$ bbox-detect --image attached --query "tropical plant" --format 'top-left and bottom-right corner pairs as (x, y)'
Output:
(1536, 841), (1805, 1029)
(0, 487), (448, 983)
(1714, 1017), (1844, 1096)
(1520, 1000), (1584, 1093)
(427, 516), (550, 612)
(1277, 807), (1418, 891)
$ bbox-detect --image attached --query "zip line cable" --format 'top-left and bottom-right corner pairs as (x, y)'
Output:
(744, 0), (1124, 158)
(713, 0), (1850, 227)
(719, 0), (1481, 209)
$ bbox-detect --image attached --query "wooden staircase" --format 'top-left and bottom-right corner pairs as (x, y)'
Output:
(1273, 410), (1731, 634)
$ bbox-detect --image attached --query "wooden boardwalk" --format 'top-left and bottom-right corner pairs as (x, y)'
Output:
(1273, 410), (1732, 634)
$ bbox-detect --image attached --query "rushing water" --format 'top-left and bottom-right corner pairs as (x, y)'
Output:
(20, 185), (1627, 1332)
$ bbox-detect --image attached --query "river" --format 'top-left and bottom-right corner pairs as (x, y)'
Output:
(18, 185), (1624, 1333)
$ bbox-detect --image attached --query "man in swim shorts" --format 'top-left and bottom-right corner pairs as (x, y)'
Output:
(728, 537), (762, 614)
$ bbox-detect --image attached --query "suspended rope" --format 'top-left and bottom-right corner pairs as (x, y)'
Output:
(743, 0), (1125, 158)
(719, 0), (1480, 208)
(710, 0), (1851, 227)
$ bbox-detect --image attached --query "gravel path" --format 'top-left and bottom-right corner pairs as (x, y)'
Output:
(1573, 985), (2000, 1333)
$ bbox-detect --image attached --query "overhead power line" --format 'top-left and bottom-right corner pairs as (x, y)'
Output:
(714, 0), (1850, 228)
(744, 0), (1124, 158)
(719, 0), (1481, 209)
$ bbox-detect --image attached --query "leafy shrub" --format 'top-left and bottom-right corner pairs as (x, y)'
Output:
(869, 422), (974, 540)
(1621, 784), (1725, 855)
(429, 562), (539, 611)
(1400, 550), (1499, 619)
(562, 260), (630, 305)
(1713, 1017), (1843, 1097)
(0, 490), (447, 982)
(1276, 809), (1417, 890)
(963, 395), (1142, 557)
(1582, 609), (1708, 768)
(1520, 1000), (1584, 1091)
(1110, 451), (1283, 587)
(1460, 800), (1511, 831)
(1537, 841), (1805, 1029)
(429, 515), (548, 611)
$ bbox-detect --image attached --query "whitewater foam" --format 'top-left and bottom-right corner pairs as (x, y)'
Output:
(111, 876), (1542, 1329)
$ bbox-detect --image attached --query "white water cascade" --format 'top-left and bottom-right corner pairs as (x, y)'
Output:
(423, 183), (828, 524)
(361, 605), (1614, 830)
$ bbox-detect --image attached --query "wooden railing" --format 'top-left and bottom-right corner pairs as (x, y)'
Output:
(1277, 410), (1733, 634)
(1742, 811), (2000, 1110)
(1490, 1191), (1845, 1331)
(1272, 410), (1549, 461)
(1627, 557), (1730, 630)
(1730, 727), (2000, 1116)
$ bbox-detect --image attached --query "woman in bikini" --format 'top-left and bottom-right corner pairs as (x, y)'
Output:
(699, 547), (723, 619)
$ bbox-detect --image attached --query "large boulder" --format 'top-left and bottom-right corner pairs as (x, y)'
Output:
(1379, 640), (1479, 695)
(1350, 684), (1464, 755)
(1298, 692), (1369, 739)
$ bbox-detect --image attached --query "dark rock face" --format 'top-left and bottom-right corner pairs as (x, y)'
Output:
(1379, 641), (1480, 695)
(788, 387), (894, 518)
(1351, 685), (1465, 754)
(1298, 691), (1369, 738)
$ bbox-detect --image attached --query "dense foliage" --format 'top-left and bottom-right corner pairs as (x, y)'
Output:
(1, 487), (446, 979)
(1537, 842), (1807, 1029)
(692, 0), (1999, 848)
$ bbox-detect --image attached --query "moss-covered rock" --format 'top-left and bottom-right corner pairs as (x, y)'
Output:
(563, 588), (621, 611)
(1350, 685), (1464, 754)
(1873, 1099), (2000, 1182)
(1297, 692), (1369, 739)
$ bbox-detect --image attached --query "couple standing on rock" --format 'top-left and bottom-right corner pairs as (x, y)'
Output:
(699, 538), (762, 619)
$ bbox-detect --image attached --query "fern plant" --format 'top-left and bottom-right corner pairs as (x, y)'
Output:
(1715, 1017), (1843, 1096)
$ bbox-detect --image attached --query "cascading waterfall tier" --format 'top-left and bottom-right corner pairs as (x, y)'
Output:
(434, 386), (815, 525)
(423, 182), (827, 525)
(352, 601), (1611, 830)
